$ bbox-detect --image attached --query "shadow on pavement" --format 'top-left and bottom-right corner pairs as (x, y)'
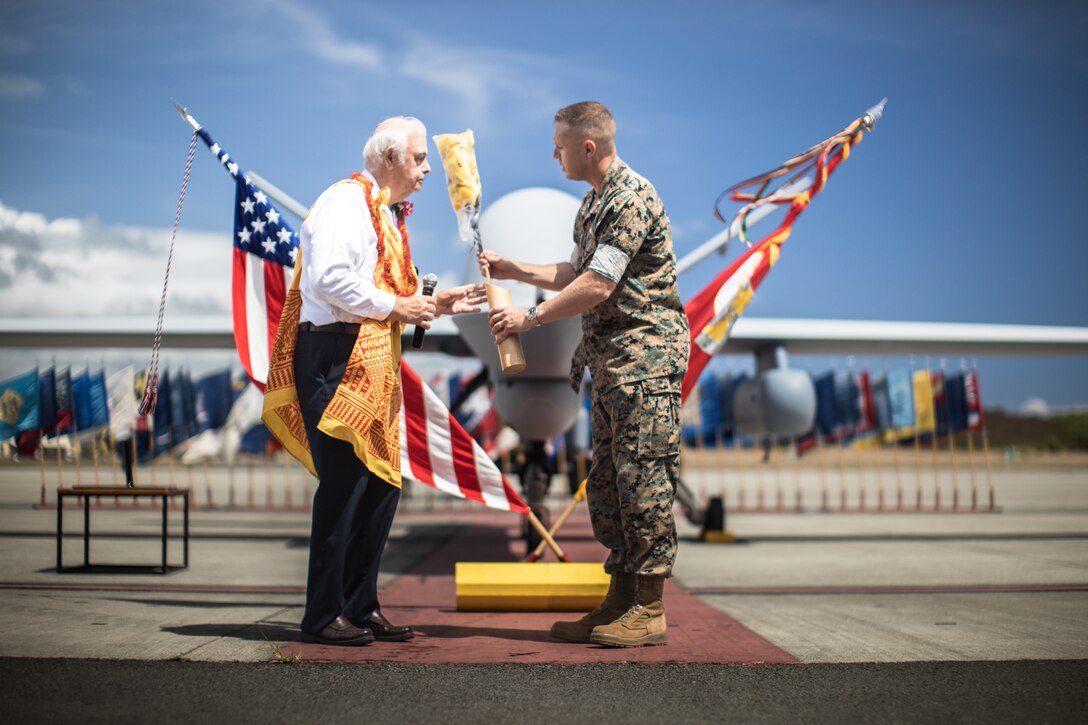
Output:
(108, 597), (300, 608)
(162, 623), (301, 642)
(412, 624), (551, 642)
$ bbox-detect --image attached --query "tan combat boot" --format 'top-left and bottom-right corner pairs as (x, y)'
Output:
(549, 572), (636, 643)
(590, 574), (667, 647)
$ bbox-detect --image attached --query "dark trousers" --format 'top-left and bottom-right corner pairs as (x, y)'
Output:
(293, 330), (401, 635)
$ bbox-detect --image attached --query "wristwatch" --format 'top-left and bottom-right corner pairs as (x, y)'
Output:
(526, 305), (543, 328)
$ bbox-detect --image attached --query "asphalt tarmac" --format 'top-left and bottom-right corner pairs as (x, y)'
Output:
(1, 457), (1086, 723)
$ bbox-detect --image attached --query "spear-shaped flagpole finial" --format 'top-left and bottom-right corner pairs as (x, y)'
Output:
(862, 97), (888, 131)
(172, 100), (202, 132)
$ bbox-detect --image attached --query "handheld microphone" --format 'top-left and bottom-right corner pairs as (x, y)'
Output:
(412, 273), (439, 349)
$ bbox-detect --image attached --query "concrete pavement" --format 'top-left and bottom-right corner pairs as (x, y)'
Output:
(0, 458), (1086, 721)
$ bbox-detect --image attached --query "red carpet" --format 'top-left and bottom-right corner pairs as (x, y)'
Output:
(282, 511), (799, 665)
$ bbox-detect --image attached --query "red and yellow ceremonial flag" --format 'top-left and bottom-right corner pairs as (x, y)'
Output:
(682, 101), (884, 402)
(684, 234), (782, 402)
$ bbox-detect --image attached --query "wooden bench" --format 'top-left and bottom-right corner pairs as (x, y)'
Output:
(56, 486), (190, 574)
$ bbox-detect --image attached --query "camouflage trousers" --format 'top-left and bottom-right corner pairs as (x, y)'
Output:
(587, 375), (682, 577)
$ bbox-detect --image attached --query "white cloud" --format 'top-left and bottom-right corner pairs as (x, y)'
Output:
(0, 200), (231, 317)
(260, 0), (382, 70)
(256, 0), (568, 127)
(399, 38), (563, 125)
(0, 74), (45, 98)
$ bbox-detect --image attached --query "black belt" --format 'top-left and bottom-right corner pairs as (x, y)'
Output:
(298, 321), (361, 335)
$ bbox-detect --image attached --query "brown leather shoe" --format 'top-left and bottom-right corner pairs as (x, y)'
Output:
(368, 610), (414, 641)
(301, 615), (374, 646)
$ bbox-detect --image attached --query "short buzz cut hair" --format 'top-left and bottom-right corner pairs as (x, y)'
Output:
(555, 101), (616, 152)
(362, 116), (427, 172)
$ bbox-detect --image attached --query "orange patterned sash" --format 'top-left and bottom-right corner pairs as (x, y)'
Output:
(262, 176), (417, 487)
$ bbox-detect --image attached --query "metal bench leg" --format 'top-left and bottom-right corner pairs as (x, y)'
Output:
(183, 493), (190, 568)
(56, 493), (63, 572)
(161, 495), (168, 573)
(83, 496), (90, 567)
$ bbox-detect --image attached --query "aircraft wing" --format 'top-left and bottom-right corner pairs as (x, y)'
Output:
(1, 316), (1086, 356)
(0, 315), (473, 356)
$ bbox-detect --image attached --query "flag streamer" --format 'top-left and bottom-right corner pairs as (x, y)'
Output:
(683, 100), (885, 401)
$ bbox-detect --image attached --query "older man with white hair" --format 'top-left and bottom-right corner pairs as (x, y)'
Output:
(265, 117), (484, 646)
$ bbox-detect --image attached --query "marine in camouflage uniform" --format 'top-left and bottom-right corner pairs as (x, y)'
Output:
(479, 102), (688, 646)
(568, 157), (689, 579)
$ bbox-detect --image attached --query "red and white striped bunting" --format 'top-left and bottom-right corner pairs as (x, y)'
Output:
(399, 362), (529, 515)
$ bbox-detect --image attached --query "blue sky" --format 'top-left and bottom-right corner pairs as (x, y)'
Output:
(1, 0), (1086, 411)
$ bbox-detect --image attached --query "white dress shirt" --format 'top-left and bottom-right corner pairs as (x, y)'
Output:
(298, 170), (399, 325)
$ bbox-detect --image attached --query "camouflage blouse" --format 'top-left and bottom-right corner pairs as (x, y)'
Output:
(568, 158), (689, 392)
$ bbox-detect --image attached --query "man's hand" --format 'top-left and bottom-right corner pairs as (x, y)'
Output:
(488, 305), (530, 343)
(436, 283), (487, 316)
(389, 295), (437, 328)
(477, 249), (516, 280)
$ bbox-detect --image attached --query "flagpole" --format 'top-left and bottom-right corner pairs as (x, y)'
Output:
(54, 441), (63, 489)
(104, 364), (119, 487)
(941, 359), (958, 510)
(128, 429), (137, 487)
(909, 356), (924, 509)
(720, 377), (734, 512)
(848, 358), (865, 510)
(831, 366), (847, 511)
(73, 417), (83, 486)
(526, 479), (586, 562)
(175, 102), (311, 221)
(790, 435), (803, 511)
(148, 414), (157, 487)
(90, 428), (101, 485)
(974, 360), (995, 511)
(815, 429), (829, 512)
(865, 362), (885, 511)
(107, 425), (119, 487)
(882, 365), (904, 511)
(960, 359), (979, 511)
(527, 510), (567, 562)
(38, 425), (46, 507)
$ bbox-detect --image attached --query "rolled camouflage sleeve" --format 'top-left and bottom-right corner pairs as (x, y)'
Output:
(595, 190), (651, 262)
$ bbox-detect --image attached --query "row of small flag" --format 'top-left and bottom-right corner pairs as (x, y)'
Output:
(683, 367), (985, 447)
(0, 366), (273, 460)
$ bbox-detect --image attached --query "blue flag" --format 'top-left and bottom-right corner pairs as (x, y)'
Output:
(945, 372), (969, 433)
(887, 369), (916, 430)
(195, 369), (233, 432)
(153, 369), (173, 452)
(871, 374), (892, 431)
(697, 373), (721, 447)
(833, 372), (861, 429)
(168, 369), (192, 447)
(90, 370), (110, 429)
(814, 372), (837, 435)
(71, 370), (93, 432)
(55, 367), (73, 434)
(0, 369), (40, 439)
(39, 367), (57, 435)
(239, 423), (273, 455)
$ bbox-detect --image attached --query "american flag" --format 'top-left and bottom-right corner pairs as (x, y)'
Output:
(400, 363), (528, 514)
(198, 128), (297, 388)
(196, 124), (525, 514)
(231, 174), (297, 387)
